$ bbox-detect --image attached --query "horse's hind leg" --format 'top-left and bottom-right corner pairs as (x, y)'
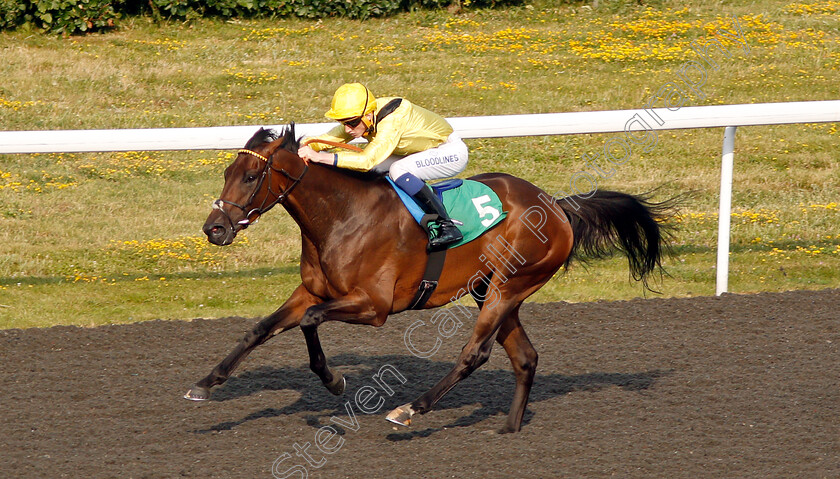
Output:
(495, 306), (538, 433)
(386, 300), (520, 427)
(184, 284), (317, 401)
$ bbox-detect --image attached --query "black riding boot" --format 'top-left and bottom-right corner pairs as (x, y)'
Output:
(412, 184), (463, 251)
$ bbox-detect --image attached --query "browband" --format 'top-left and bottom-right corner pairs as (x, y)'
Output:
(238, 149), (269, 162)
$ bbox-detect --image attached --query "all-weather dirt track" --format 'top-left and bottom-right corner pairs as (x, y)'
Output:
(2, 289), (838, 479)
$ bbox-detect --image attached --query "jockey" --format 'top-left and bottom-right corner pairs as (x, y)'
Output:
(298, 83), (468, 251)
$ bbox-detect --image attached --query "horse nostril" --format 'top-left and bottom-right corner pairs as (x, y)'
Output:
(203, 223), (225, 238)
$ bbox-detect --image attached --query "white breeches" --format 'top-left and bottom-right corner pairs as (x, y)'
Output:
(387, 133), (469, 182)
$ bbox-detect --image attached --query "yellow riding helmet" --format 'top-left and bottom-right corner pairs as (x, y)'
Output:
(325, 83), (376, 121)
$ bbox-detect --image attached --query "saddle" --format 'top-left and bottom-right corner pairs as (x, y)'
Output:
(386, 177), (506, 249)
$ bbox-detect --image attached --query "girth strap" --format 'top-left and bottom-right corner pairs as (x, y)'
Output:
(408, 214), (448, 310)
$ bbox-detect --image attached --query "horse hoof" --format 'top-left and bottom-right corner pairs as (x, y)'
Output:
(385, 403), (415, 427)
(184, 386), (210, 401)
(325, 374), (346, 396)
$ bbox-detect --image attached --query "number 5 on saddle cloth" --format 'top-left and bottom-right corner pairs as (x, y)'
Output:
(386, 177), (508, 309)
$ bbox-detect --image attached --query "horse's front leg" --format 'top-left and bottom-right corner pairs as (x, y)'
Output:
(299, 290), (380, 396)
(184, 284), (319, 401)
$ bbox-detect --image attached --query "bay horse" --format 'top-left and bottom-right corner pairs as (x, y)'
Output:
(185, 125), (676, 433)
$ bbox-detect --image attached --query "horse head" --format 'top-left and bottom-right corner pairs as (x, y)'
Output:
(203, 124), (305, 246)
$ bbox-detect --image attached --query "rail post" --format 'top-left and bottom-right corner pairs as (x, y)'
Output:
(716, 126), (737, 295)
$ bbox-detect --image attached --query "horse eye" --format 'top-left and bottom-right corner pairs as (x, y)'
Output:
(244, 173), (258, 184)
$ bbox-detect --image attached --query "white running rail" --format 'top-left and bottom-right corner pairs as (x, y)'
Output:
(2, 100), (839, 295)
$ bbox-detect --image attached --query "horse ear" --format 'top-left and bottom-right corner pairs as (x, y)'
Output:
(281, 122), (299, 153)
(262, 123), (300, 159)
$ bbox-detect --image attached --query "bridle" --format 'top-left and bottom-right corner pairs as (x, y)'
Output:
(211, 138), (360, 232)
(212, 147), (308, 230)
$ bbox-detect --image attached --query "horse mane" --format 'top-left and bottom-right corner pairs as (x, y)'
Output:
(244, 127), (279, 150)
(244, 124), (300, 154)
(245, 123), (387, 184)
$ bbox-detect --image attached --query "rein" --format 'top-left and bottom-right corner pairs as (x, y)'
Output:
(302, 138), (364, 153)
(212, 147), (308, 230)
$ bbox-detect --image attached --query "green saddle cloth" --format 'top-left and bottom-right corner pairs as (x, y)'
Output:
(436, 180), (507, 248)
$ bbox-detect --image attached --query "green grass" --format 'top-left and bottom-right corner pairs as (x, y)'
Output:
(1, 1), (839, 328)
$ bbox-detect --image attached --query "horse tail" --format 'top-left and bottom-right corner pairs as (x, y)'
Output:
(559, 189), (679, 291)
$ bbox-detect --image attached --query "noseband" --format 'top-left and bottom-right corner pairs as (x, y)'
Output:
(212, 148), (308, 230)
